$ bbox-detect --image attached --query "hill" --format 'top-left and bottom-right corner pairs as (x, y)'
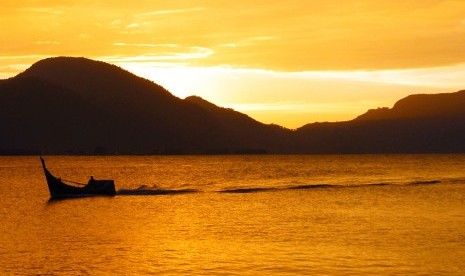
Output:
(1, 56), (464, 154)
(356, 90), (465, 121)
(0, 57), (288, 154)
(294, 92), (465, 153)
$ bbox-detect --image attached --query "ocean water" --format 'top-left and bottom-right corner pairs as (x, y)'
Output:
(1, 155), (464, 275)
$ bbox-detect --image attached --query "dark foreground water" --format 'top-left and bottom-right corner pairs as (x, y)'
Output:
(1, 155), (464, 275)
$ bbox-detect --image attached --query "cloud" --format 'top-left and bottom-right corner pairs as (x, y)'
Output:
(113, 43), (178, 48)
(218, 43), (238, 48)
(105, 45), (213, 61)
(0, 64), (29, 73)
(94, 56), (465, 127)
(291, 63), (465, 88)
(216, 36), (277, 48)
(0, 60), (42, 79)
(139, 7), (206, 17)
(34, 41), (60, 45)
(227, 100), (377, 114)
(0, 55), (49, 60)
(125, 23), (139, 29)
(6, 1), (465, 72)
(17, 7), (63, 15)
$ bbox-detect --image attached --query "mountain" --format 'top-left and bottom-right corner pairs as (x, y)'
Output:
(293, 92), (465, 153)
(1, 56), (464, 154)
(0, 57), (288, 154)
(356, 90), (465, 121)
(184, 96), (291, 153)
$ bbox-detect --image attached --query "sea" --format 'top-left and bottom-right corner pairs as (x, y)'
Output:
(1, 155), (464, 275)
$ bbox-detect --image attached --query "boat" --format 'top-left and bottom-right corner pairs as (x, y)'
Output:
(40, 157), (116, 198)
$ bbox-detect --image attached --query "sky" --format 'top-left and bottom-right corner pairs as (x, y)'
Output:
(1, 0), (465, 128)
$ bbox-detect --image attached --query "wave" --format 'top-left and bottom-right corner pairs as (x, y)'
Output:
(408, 180), (442, 185)
(116, 178), (458, 196)
(217, 179), (450, 194)
(118, 185), (198, 196)
(439, 177), (465, 184)
(282, 183), (391, 191)
(219, 187), (278, 194)
(287, 184), (339, 190)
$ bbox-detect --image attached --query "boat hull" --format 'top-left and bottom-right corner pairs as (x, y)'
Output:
(41, 157), (116, 198)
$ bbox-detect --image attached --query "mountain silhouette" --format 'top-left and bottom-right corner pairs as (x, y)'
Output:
(1, 57), (464, 154)
(356, 90), (465, 121)
(294, 91), (465, 153)
(184, 96), (291, 153)
(0, 57), (288, 154)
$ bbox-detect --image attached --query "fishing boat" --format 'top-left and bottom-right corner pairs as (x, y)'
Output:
(40, 157), (116, 198)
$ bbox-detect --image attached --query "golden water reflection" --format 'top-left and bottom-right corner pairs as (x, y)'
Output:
(1, 156), (464, 275)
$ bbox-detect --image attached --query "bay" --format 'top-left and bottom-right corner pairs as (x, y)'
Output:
(1, 155), (464, 275)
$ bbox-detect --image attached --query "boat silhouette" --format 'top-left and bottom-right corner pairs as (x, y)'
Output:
(40, 157), (116, 198)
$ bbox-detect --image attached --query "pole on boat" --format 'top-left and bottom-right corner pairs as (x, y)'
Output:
(40, 157), (87, 186)
(40, 156), (46, 169)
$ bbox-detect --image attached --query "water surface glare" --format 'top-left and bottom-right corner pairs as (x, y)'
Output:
(1, 155), (464, 275)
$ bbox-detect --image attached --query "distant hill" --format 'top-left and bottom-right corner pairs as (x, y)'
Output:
(293, 91), (465, 153)
(0, 56), (464, 154)
(356, 90), (465, 121)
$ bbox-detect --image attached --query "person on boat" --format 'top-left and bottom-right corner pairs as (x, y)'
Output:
(88, 176), (95, 186)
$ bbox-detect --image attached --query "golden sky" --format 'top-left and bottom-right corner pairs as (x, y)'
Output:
(1, 0), (465, 128)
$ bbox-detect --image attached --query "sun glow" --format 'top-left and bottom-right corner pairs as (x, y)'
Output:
(2, 0), (465, 127)
(105, 58), (465, 127)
